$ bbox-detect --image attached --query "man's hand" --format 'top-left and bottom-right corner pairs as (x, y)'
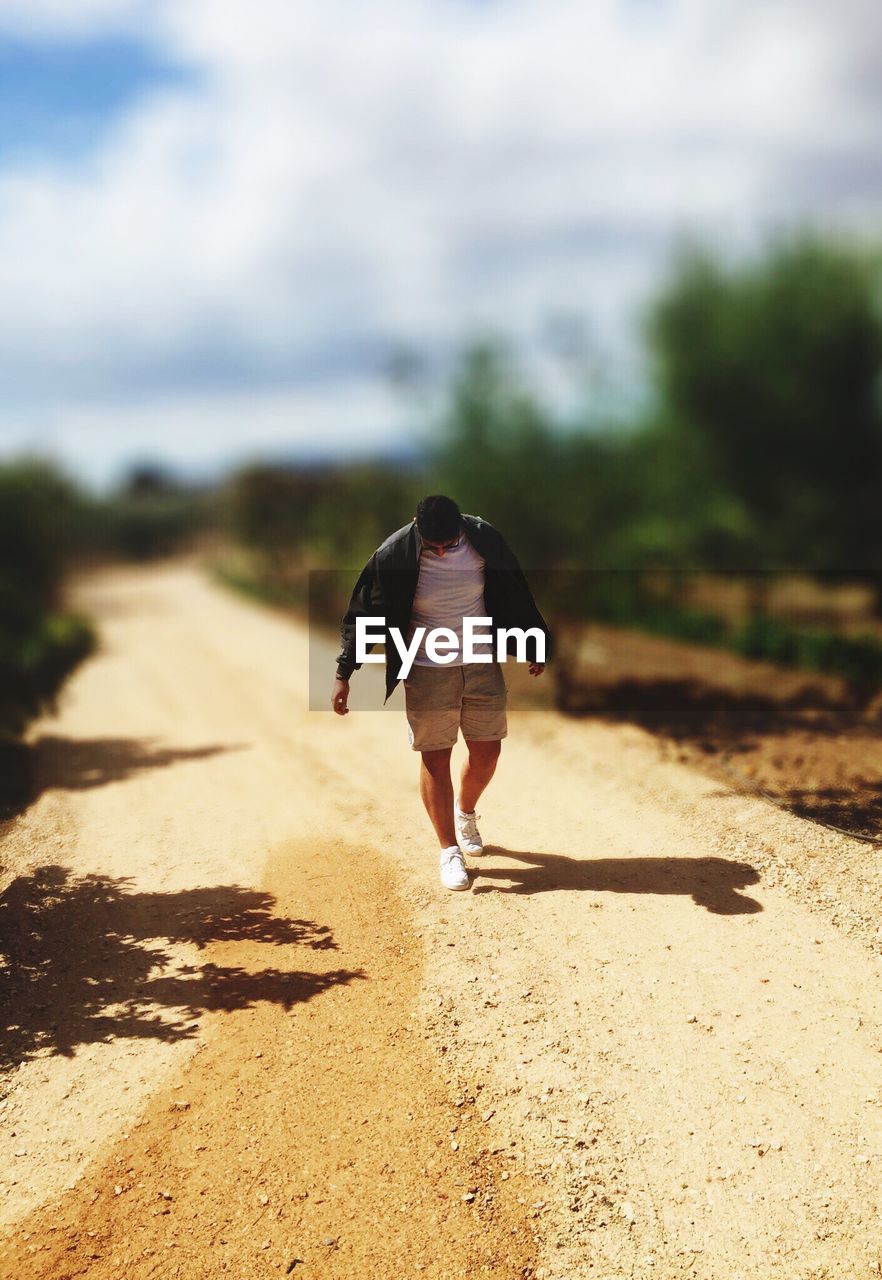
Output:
(331, 677), (350, 715)
(528, 663), (546, 677)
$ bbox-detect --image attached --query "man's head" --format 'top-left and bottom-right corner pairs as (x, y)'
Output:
(415, 495), (462, 553)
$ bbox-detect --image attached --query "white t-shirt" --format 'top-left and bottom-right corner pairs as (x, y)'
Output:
(409, 535), (489, 667)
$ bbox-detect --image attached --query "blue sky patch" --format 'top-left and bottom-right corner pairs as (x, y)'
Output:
(0, 35), (196, 166)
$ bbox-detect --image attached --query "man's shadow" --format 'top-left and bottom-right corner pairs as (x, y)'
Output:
(473, 847), (761, 915)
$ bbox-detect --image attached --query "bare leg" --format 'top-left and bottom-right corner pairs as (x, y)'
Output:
(459, 739), (502, 813)
(419, 747), (457, 847)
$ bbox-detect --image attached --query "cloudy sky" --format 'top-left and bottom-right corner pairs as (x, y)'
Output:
(0, 0), (880, 488)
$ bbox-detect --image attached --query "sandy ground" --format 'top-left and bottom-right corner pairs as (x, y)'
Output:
(1, 562), (882, 1280)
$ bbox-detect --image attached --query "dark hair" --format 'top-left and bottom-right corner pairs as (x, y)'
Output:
(415, 494), (461, 543)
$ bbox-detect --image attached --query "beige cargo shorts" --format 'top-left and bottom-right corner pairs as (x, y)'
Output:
(403, 662), (508, 753)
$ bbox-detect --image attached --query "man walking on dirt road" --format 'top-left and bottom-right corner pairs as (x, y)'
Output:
(331, 495), (549, 892)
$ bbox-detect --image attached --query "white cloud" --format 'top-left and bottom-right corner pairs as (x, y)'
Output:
(0, 0), (880, 482)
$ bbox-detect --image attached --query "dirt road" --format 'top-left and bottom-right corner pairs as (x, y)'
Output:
(1, 563), (881, 1279)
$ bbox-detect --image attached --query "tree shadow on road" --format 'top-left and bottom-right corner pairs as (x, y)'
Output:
(32, 733), (244, 796)
(473, 847), (761, 915)
(0, 865), (364, 1072)
(1, 734), (244, 823)
(557, 676), (862, 748)
(555, 670), (882, 840)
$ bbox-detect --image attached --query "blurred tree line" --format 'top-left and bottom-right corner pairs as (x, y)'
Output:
(0, 459), (94, 816)
(0, 460), (211, 773)
(85, 464), (212, 562)
(434, 233), (882, 577)
(5, 229), (882, 765)
(221, 232), (882, 682)
(0, 460), (94, 745)
(227, 233), (882, 594)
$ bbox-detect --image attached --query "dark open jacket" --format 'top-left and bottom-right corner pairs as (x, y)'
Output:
(336, 514), (551, 701)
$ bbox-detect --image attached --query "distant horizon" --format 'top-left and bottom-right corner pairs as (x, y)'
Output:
(1, 432), (429, 495)
(2, 344), (650, 491)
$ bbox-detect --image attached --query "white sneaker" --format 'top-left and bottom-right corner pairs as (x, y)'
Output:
(454, 803), (483, 856)
(439, 845), (470, 891)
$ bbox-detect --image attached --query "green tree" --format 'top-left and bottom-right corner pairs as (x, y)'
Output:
(0, 460), (78, 640)
(0, 459), (93, 739)
(431, 339), (629, 570)
(645, 234), (882, 571)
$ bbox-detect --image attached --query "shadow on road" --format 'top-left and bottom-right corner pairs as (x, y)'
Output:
(1, 734), (244, 822)
(555, 666), (882, 840)
(557, 676), (863, 748)
(0, 865), (365, 1071)
(473, 847), (761, 915)
(31, 734), (244, 794)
